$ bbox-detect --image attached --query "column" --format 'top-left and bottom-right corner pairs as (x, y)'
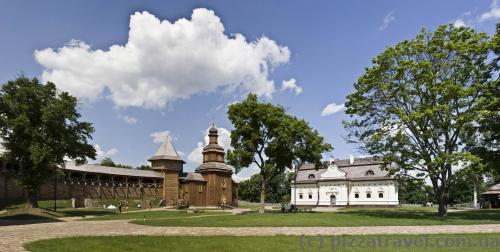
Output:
(139, 178), (143, 199)
(97, 175), (101, 199)
(111, 176), (115, 199)
(125, 177), (129, 199)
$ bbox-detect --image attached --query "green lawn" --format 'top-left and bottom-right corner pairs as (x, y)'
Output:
(25, 234), (500, 252)
(0, 198), (73, 211)
(86, 209), (231, 221)
(0, 198), (155, 212)
(131, 208), (500, 227)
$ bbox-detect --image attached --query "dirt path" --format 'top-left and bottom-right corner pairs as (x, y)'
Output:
(2, 220), (500, 252)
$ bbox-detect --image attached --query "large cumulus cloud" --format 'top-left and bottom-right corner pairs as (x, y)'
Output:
(34, 8), (291, 108)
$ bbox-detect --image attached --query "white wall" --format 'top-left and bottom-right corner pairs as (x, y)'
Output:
(348, 180), (399, 206)
(291, 180), (399, 206)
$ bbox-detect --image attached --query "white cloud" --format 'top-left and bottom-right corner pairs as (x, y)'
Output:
(379, 10), (395, 31)
(34, 9), (291, 109)
(320, 102), (345, 116)
(187, 127), (232, 164)
(187, 142), (205, 164)
(118, 115), (138, 124)
(214, 104), (224, 111)
(455, 1), (499, 27)
(453, 19), (467, 28)
(232, 163), (260, 182)
(280, 78), (303, 95)
(94, 144), (118, 161)
(150, 130), (172, 144)
(480, 0), (500, 22)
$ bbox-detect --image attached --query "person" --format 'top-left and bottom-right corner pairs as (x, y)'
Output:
(125, 201), (129, 213)
(118, 201), (122, 213)
(148, 201), (152, 210)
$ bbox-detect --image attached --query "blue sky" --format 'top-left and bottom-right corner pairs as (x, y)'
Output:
(1, 1), (498, 180)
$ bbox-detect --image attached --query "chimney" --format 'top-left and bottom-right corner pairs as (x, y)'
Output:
(329, 156), (334, 165)
(349, 154), (354, 165)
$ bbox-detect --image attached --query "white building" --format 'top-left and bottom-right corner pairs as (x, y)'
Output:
(291, 156), (399, 207)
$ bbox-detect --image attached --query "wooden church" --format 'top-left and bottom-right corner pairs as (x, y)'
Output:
(148, 125), (238, 207)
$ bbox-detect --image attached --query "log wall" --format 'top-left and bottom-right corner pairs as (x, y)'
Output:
(0, 174), (162, 201)
(202, 172), (232, 206)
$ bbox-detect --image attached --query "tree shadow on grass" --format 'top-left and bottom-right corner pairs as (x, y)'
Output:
(336, 208), (500, 223)
(0, 214), (63, 226)
(61, 210), (116, 217)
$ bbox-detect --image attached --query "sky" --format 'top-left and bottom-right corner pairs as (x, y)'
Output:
(0, 0), (498, 180)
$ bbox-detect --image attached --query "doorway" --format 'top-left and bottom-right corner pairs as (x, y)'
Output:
(330, 194), (336, 207)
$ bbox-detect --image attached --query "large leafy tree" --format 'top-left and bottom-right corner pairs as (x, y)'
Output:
(227, 94), (332, 213)
(344, 24), (496, 217)
(0, 77), (96, 208)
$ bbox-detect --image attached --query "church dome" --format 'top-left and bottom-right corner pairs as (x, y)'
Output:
(209, 126), (218, 134)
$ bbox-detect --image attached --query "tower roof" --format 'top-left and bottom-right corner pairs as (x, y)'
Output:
(148, 136), (185, 163)
(209, 125), (218, 134)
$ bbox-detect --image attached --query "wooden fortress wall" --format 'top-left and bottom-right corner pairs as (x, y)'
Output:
(0, 174), (162, 200)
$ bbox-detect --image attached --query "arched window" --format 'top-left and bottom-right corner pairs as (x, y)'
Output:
(366, 193), (371, 198)
(378, 193), (384, 198)
(299, 194), (303, 199)
(365, 170), (375, 176)
(308, 193), (313, 199)
(354, 193), (359, 198)
(308, 174), (315, 179)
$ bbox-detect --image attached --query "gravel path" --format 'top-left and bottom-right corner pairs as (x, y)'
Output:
(2, 220), (500, 252)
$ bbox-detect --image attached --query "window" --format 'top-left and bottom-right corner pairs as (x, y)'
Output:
(354, 193), (359, 198)
(366, 193), (371, 198)
(378, 193), (383, 198)
(308, 174), (315, 179)
(365, 170), (375, 176)
(308, 194), (313, 199)
(221, 179), (226, 189)
(198, 184), (203, 193)
(299, 194), (303, 199)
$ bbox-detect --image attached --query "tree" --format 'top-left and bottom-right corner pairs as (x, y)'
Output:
(238, 174), (261, 203)
(463, 23), (500, 176)
(0, 77), (96, 208)
(344, 24), (496, 217)
(397, 176), (429, 205)
(137, 164), (152, 170)
(98, 157), (133, 169)
(227, 94), (332, 213)
(238, 172), (294, 203)
(448, 169), (486, 206)
(99, 157), (117, 167)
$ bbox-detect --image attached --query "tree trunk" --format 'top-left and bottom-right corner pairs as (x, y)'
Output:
(436, 187), (448, 217)
(473, 181), (478, 209)
(26, 190), (39, 208)
(259, 177), (266, 214)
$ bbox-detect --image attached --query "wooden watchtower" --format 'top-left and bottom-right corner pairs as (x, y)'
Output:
(148, 136), (185, 206)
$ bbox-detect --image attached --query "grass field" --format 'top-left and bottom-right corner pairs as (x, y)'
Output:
(0, 199), (74, 211)
(0, 198), (153, 212)
(24, 234), (500, 252)
(131, 208), (500, 227)
(86, 209), (231, 221)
